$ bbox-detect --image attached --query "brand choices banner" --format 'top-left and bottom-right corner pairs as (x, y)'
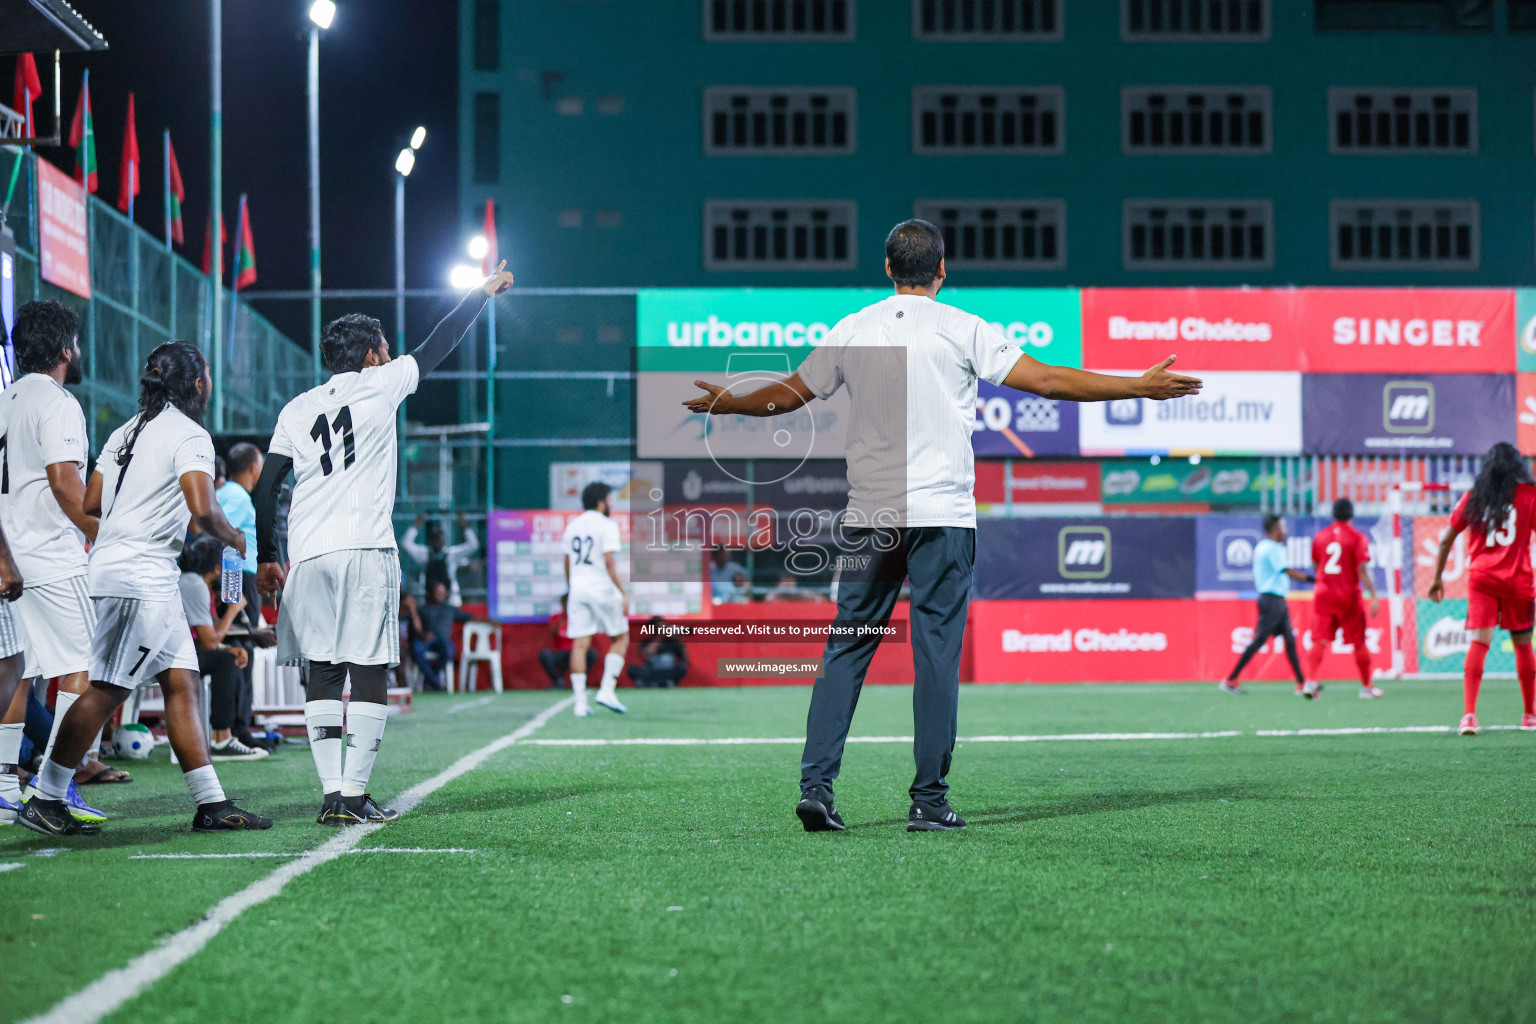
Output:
(1078, 372), (1303, 456)
(975, 517), (1196, 600)
(1082, 288), (1300, 371)
(1302, 374), (1513, 455)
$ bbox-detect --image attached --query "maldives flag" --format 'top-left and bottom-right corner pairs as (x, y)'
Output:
(166, 134), (186, 244)
(202, 211), (226, 276)
(233, 196), (256, 289)
(12, 54), (40, 135)
(117, 93), (139, 215)
(480, 198), (498, 275)
(68, 69), (96, 192)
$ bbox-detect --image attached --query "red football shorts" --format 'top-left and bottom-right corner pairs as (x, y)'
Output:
(1466, 584), (1535, 633)
(1312, 594), (1367, 648)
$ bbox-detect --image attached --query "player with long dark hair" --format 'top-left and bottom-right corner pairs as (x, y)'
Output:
(1429, 442), (1536, 736)
(19, 342), (271, 835)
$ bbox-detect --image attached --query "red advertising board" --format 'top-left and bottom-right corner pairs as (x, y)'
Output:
(1296, 288), (1514, 373)
(1007, 460), (1101, 503)
(1519, 374), (1536, 456)
(1081, 288), (1301, 372)
(36, 158), (90, 299)
(968, 598), (1390, 683)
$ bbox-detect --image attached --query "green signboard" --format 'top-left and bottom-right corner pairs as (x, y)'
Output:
(1518, 289), (1536, 373)
(1100, 458), (1274, 505)
(636, 288), (1083, 373)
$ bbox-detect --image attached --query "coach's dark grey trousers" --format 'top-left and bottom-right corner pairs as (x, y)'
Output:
(800, 526), (974, 806)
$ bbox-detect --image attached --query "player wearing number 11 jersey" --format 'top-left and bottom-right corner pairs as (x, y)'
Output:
(1429, 442), (1536, 736)
(255, 263), (513, 826)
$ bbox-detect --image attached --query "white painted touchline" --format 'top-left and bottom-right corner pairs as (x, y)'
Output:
(447, 695), (496, 715)
(128, 848), (477, 860)
(525, 724), (1528, 747)
(23, 696), (573, 1024)
(0, 862), (24, 873)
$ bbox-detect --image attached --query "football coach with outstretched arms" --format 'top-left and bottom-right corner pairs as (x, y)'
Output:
(685, 219), (1202, 833)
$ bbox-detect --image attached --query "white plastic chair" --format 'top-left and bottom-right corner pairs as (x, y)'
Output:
(457, 622), (503, 693)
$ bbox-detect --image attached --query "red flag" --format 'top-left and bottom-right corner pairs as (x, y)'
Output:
(67, 70), (96, 193)
(481, 198), (498, 275)
(166, 134), (186, 245)
(12, 55), (40, 135)
(202, 211), (226, 276)
(117, 93), (140, 215)
(233, 197), (256, 289)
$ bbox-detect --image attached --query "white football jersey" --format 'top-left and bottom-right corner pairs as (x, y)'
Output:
(562, 510), (622, 599)
(0, 374), (90, 585)
(269, 355), (418, 565)
(90, 408), (217, 600)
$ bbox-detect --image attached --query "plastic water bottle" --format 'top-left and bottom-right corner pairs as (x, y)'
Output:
(221, 546), (243, 604)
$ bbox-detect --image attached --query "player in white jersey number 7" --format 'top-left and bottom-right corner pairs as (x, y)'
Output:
(253, 262), (513, 827)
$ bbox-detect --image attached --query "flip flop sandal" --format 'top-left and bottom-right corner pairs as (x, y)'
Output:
(75, 759), (132, 785)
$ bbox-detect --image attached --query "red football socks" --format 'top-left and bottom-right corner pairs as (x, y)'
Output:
(1464, 640), (1490, 716)
(1515, 643), (1536, 716)
(1353, 646), (1373, 688)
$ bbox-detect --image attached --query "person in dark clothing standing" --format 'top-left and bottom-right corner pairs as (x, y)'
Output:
(685, 219), (1203, 833)
(413, 581), (471, 691)
(629, 616), (688, 688)
(1220, 515), (1313, 696)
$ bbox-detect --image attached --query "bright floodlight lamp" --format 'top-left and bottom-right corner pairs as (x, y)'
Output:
(410, 126), (427, 150)
(449, 264), (482, 290)
(395, 147), (416, 176)
(308, 0), (337, 29)
(467, 235), (489, 261)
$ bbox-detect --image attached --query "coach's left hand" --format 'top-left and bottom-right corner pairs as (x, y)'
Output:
(0, 551), (21, 602)
(257, 561), (287, 600)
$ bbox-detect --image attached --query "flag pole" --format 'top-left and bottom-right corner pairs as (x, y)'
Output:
(163, 129), (171, 250)
(225, 193), (244, 434)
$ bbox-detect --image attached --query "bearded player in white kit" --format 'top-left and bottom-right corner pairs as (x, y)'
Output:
(562, 481), (629, 717)
(20, 341), (271, 836)
(255, 263), (513, 826)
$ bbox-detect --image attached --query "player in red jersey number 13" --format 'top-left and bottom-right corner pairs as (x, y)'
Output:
(1429, 442), (1536, 736)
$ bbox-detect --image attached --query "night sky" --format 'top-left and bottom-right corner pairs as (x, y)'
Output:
(43, 0), (459, 345)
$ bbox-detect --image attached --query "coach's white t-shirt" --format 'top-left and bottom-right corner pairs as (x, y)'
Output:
(270, 355), (418, 565)
(91, 408), (217, 600)
(0, 373), (90, 585)
(795, 293), (1024, 528)
(562, 510), (622, 599)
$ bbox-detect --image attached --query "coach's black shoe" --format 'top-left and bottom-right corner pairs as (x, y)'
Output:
(193, 801), (274, 832)
(907, 801), (966, 832)
(19, 796), (100, 836)
(316, 792), (344, 825)
(795, 786), (845, 832)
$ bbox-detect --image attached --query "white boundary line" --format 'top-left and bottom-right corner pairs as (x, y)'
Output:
(23, 696), (573, 1024)
(447, 695), (496, 715)
(525, 724), (1527, 747)
(128, 848), (477, 860)
(0, 861), (24, 873)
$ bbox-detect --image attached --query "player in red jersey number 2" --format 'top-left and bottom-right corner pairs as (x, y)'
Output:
(1429, 442), (1536, 736)
(1307, 499), (1381, 701)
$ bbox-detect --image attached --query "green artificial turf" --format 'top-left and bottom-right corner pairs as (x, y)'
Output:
(3, 680), (1535, 1024)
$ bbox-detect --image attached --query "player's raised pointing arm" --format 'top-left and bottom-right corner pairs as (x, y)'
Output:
(410, 261), (514, 376)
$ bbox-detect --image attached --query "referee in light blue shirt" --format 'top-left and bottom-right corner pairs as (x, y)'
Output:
(1221, 514), (1314, 695)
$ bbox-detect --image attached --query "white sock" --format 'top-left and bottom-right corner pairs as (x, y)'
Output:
(38, 758), (74, 801)
(0, 723), (23, 800)
(340, 702), (389, 798)
(598, 653), (624, 698)
(41, 689), (80, 767)
(305, 699), (345, 794)
(183, 764), (226, 806)
(571, 672), (588, 709)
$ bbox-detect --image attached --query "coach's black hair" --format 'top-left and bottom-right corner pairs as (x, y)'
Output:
(1465, 442), (1534, 533)
(321, 313), (387, 374)
(12, 299), (81, 376)
(118, 341), (209, 467)
(1262, 514), (1283, 536)
(225, 442), (263, 480)
(581, 481), (612, 511)
(177, 534), (225, 576)
(884, 219), (945, 288)
(1332, 498), (1354, 522)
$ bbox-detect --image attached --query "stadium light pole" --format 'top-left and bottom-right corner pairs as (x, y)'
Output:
(307, 0), (335, 385)
(394, 128), (424, 499)
(209, 0), (223, 431)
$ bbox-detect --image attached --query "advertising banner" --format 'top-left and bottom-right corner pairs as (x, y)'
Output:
(1302, 374), (1513, 454)
(36, 158), (90, 299)
(636, 287), (1082, 373)
(1195, 514), (1401, 597)
(1100, 458), (1268, 506)
(975, 517), (1196, 600)
(1519, 289), (1536, 373)
(1415, 597), (1474, 674)
(1519, 374), (1536, 456)
(1297, 288), (1514, 374)
(1078, 371), (1302, 456)
(549, 461), (660, 511)
(972, 381), (1081, 456)
(1005, 460), (1101, 504)
(1081, 288), (1301, 371)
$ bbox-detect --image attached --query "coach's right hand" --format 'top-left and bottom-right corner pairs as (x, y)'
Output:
(0, 550), (22, 602)
(257, 561), (287, 600)
(1138, 355), (1203, 401)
